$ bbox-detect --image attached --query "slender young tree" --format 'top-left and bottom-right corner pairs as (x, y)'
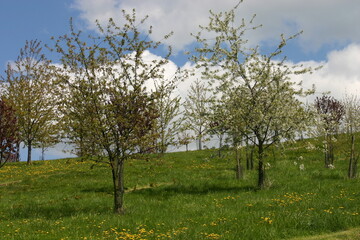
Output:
(348, 135), (359, 179)
(183, 79), (212, 150)
(3, 40), (58, 165)
(314, 95), (345, 168)
(208, 102), (229, 157)
(0, 99), (19, 168)
(52, 10), (174, 214)
(153, 80), (182, 154)
(342, 93), (360, 135)
(191, 2), (314, 188)
(342, 94), (360, 178)
(177, 130), (193, 152)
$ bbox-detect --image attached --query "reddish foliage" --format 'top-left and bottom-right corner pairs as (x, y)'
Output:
(0, 99), (19, 167)
(315, 95), (345, 131)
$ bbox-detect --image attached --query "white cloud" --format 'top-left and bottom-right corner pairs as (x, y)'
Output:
(59, 41), (360, 106)
(290, 43), (360, 101)
(72, 0), (360, 52)
(71, 0), (119, 29)
(175, 43), (360, 102)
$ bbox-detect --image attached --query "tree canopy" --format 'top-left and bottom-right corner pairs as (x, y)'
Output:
(191, 2), (315, 188)
(3, 40), (59, 165)
(52, 10), (176, 213)
(0, 99), (19, 168)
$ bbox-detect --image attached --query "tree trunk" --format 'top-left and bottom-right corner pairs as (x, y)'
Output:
(324, 134), (330, 168)
(258, 161), (265, 189)
(325, 134), (336, 168)
(246, 139), (250, 170)
(112, 158), (125, 214)
(218, 134), (223, 157)
(41, 147), (45, 161)
(246, 144), (254, 170)
(329, 140), (334, 166)
(235, 146), (243, 179)
(16, 142), (20, 162)
(257, 143), (265, 189)
(348, 135), (357, 179)
(27, 140), (32, 165)
(79, 134), (84, 158)
(250, 146), (254, 170)
(198, 137), (202, 151)
(328, 134), (334, 166)
(159, 134), (166, 154)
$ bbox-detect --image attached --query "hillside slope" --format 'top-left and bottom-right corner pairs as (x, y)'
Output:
(1, 137), (360, 239)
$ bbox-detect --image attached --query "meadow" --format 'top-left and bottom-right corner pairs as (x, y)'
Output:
(1, 136), (360, 240)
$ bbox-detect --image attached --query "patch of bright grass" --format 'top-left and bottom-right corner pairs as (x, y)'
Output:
(1, 135), (360, 239)
(291, 227), (360, 240)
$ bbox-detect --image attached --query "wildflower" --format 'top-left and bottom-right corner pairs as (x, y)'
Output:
(299, 164), (305, 171)
(261, 217), (273, 224)
(324, 209), (333, 214)
(328, 164), (335, 169)
(305, 142), (316, 150)
(203, 233), (221, 239)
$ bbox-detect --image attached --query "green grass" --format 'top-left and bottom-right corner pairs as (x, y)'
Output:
(1, 136), (360, 239)
(292, 227), (360, 240)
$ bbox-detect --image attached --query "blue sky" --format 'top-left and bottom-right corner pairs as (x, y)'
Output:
(1, 1), (360, 89)
(0, 1), (76, 72)
(1, 0), (360, 158)
(1, 1), (360, 80)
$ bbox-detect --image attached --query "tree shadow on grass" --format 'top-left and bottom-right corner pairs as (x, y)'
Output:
(81, 181), (256, 194)
(310, 171), (345, 180)
(6, 184), (256, 219)
(81, 186), (113, 195)
(7, 199), (111, 220)
(80, 181), (257, 198)
(130, 183), (257, 199)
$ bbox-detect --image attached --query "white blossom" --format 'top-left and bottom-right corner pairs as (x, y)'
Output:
(299, 164), (305, 171)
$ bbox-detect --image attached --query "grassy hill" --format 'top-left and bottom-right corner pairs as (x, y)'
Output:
(1, 136), (360, 239)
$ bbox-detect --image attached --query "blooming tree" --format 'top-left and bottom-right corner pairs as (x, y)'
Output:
(183, 79), (212, 150)
(314, 95), (345, 168)
(52, 10), (175, 214)
(3, 40), (59, 165)
(191, 2), (314, 188)
(342, 94), (360, 178)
